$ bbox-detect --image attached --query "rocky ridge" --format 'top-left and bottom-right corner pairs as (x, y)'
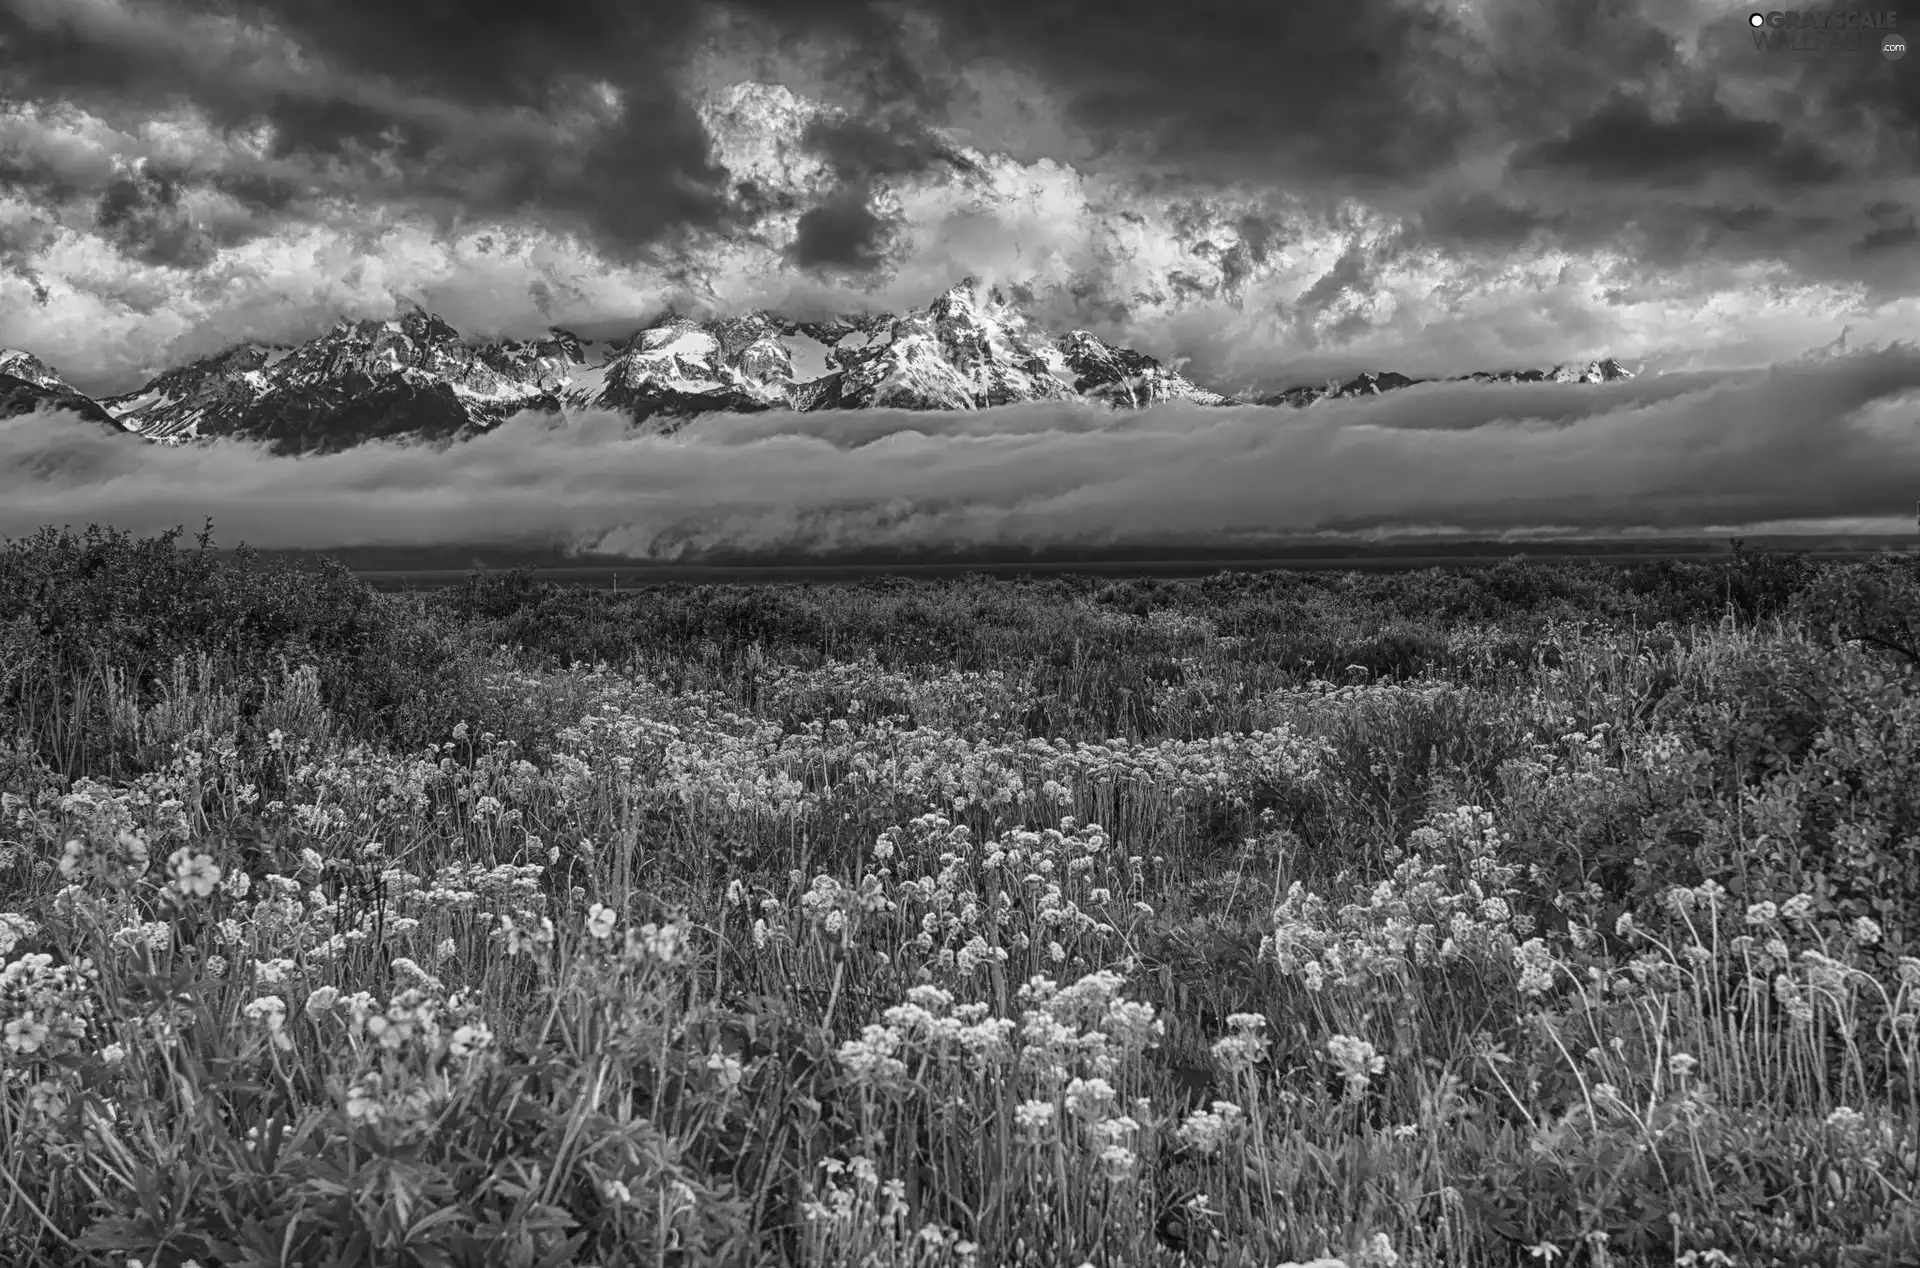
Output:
(1259, 361), (1636, 407)
(1, 280), (1632, 455)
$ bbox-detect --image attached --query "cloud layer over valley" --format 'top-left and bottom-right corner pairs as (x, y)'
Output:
(5, 343), (1916, 558)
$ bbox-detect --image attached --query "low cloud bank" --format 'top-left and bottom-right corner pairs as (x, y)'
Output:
(3, 345), (1918, 560)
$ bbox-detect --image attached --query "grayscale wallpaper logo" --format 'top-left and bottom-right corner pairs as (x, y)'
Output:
(1747, 10), (1903, 53)
(1747, 10), (1904, 54)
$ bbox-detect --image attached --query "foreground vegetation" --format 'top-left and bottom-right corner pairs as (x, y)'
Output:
(1, 524), (1918, 1267)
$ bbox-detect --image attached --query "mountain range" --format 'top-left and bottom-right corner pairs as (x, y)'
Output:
(0, 280), (1635, 455)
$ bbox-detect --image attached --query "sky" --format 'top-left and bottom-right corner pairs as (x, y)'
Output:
(3, 0), (1917, 393)
(2, 0), (1918, 552)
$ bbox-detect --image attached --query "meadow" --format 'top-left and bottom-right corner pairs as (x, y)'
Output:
(1, 523), (1917, 1268)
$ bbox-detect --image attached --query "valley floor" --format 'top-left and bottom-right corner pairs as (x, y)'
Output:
(1, 528), (1916, 1266)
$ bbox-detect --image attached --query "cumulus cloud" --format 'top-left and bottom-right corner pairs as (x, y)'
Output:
(4, 344), (1916, 558)
(3, 0), (1917, 403)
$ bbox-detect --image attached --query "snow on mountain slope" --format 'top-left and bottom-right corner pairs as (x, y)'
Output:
(1056, 329), (1232, 408)
(10, 284), (1639, 454)
(0, 348), (79, 394)
(1259, 359), (1636, 407)
(0, 348), (118, 429)
(104, 343), (289, 442)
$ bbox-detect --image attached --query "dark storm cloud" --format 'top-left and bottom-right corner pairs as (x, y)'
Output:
(789, 114), (985, 272)
(94, 164), (219, 269)
(1514, 91), (1850, 189)
(1415, 193), (1560, 251)
(790, 188), (891, 271)
(0, 0), (739, 258)
(918, 0), (1469, 190)
(823, 0), (1912, 291)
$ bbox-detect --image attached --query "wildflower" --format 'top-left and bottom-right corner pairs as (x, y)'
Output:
(0, 913), (38, 958)
(706, 1049), (745, 1093)
(448, 1023), (493, 1059)
(1327, 1034), (1385, 1096)
(1066, 1077), (1117, 1119)
(1212, 1024), (1269, 1074)
(631, 921), (686, 965)
(169, 850), (222, 899)
(837, 1024), (907, 1084)
(344, 1079), (383, 1124)
(4, 1014), (49, 1055)
(1774, 972), (1815, 1022)
(1780, 893), (1814, 922)
(391, 958), (442, 991)
(99, 1042), (126, 1065)
(304, 986), (340, 1017)
(1176, 1100), (1246, 1154)
(1852, 917), (1883, 946)
(1826, 1105), (1866, 1135)
(115, 830), (150, 878)
(1745, 901), (1778, 926)
(1668, 1052), (1698, 1080)
(243, 996), (292, 1050)
(585, 903), (617, 941)
(1356, 1233), (1400, 1267)
(1014, 1099), (1056, 1133)
(1514, 938), (1555, 996)
(253, 958), (296, 986)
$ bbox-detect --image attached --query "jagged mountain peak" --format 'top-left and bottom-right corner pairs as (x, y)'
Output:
(18, 284), (1649, 454)
(0, 348), (75, 394)
(0, 347), (118, 430)
(1262, 357), (1635, 407)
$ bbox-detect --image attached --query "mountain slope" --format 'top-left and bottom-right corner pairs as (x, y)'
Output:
(10, 285), (1638, 454)
(0, 349), (118, 429)
(1260, 359), (1635, 407)
(0, 372), (119, 429)
(99, 310), (588, 454)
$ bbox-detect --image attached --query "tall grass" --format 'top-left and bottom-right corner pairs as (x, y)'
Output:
(0, 527), (1915, 1267)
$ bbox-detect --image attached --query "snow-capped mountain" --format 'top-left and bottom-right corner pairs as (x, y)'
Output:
(563, 281), (1226, 422)
(0, 347), (118, 428)
(1260, 360), (1636, 407)
(4, 281), (1635, 454)
(0, 348), (74, 393)
(100, 309), (590, 452)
